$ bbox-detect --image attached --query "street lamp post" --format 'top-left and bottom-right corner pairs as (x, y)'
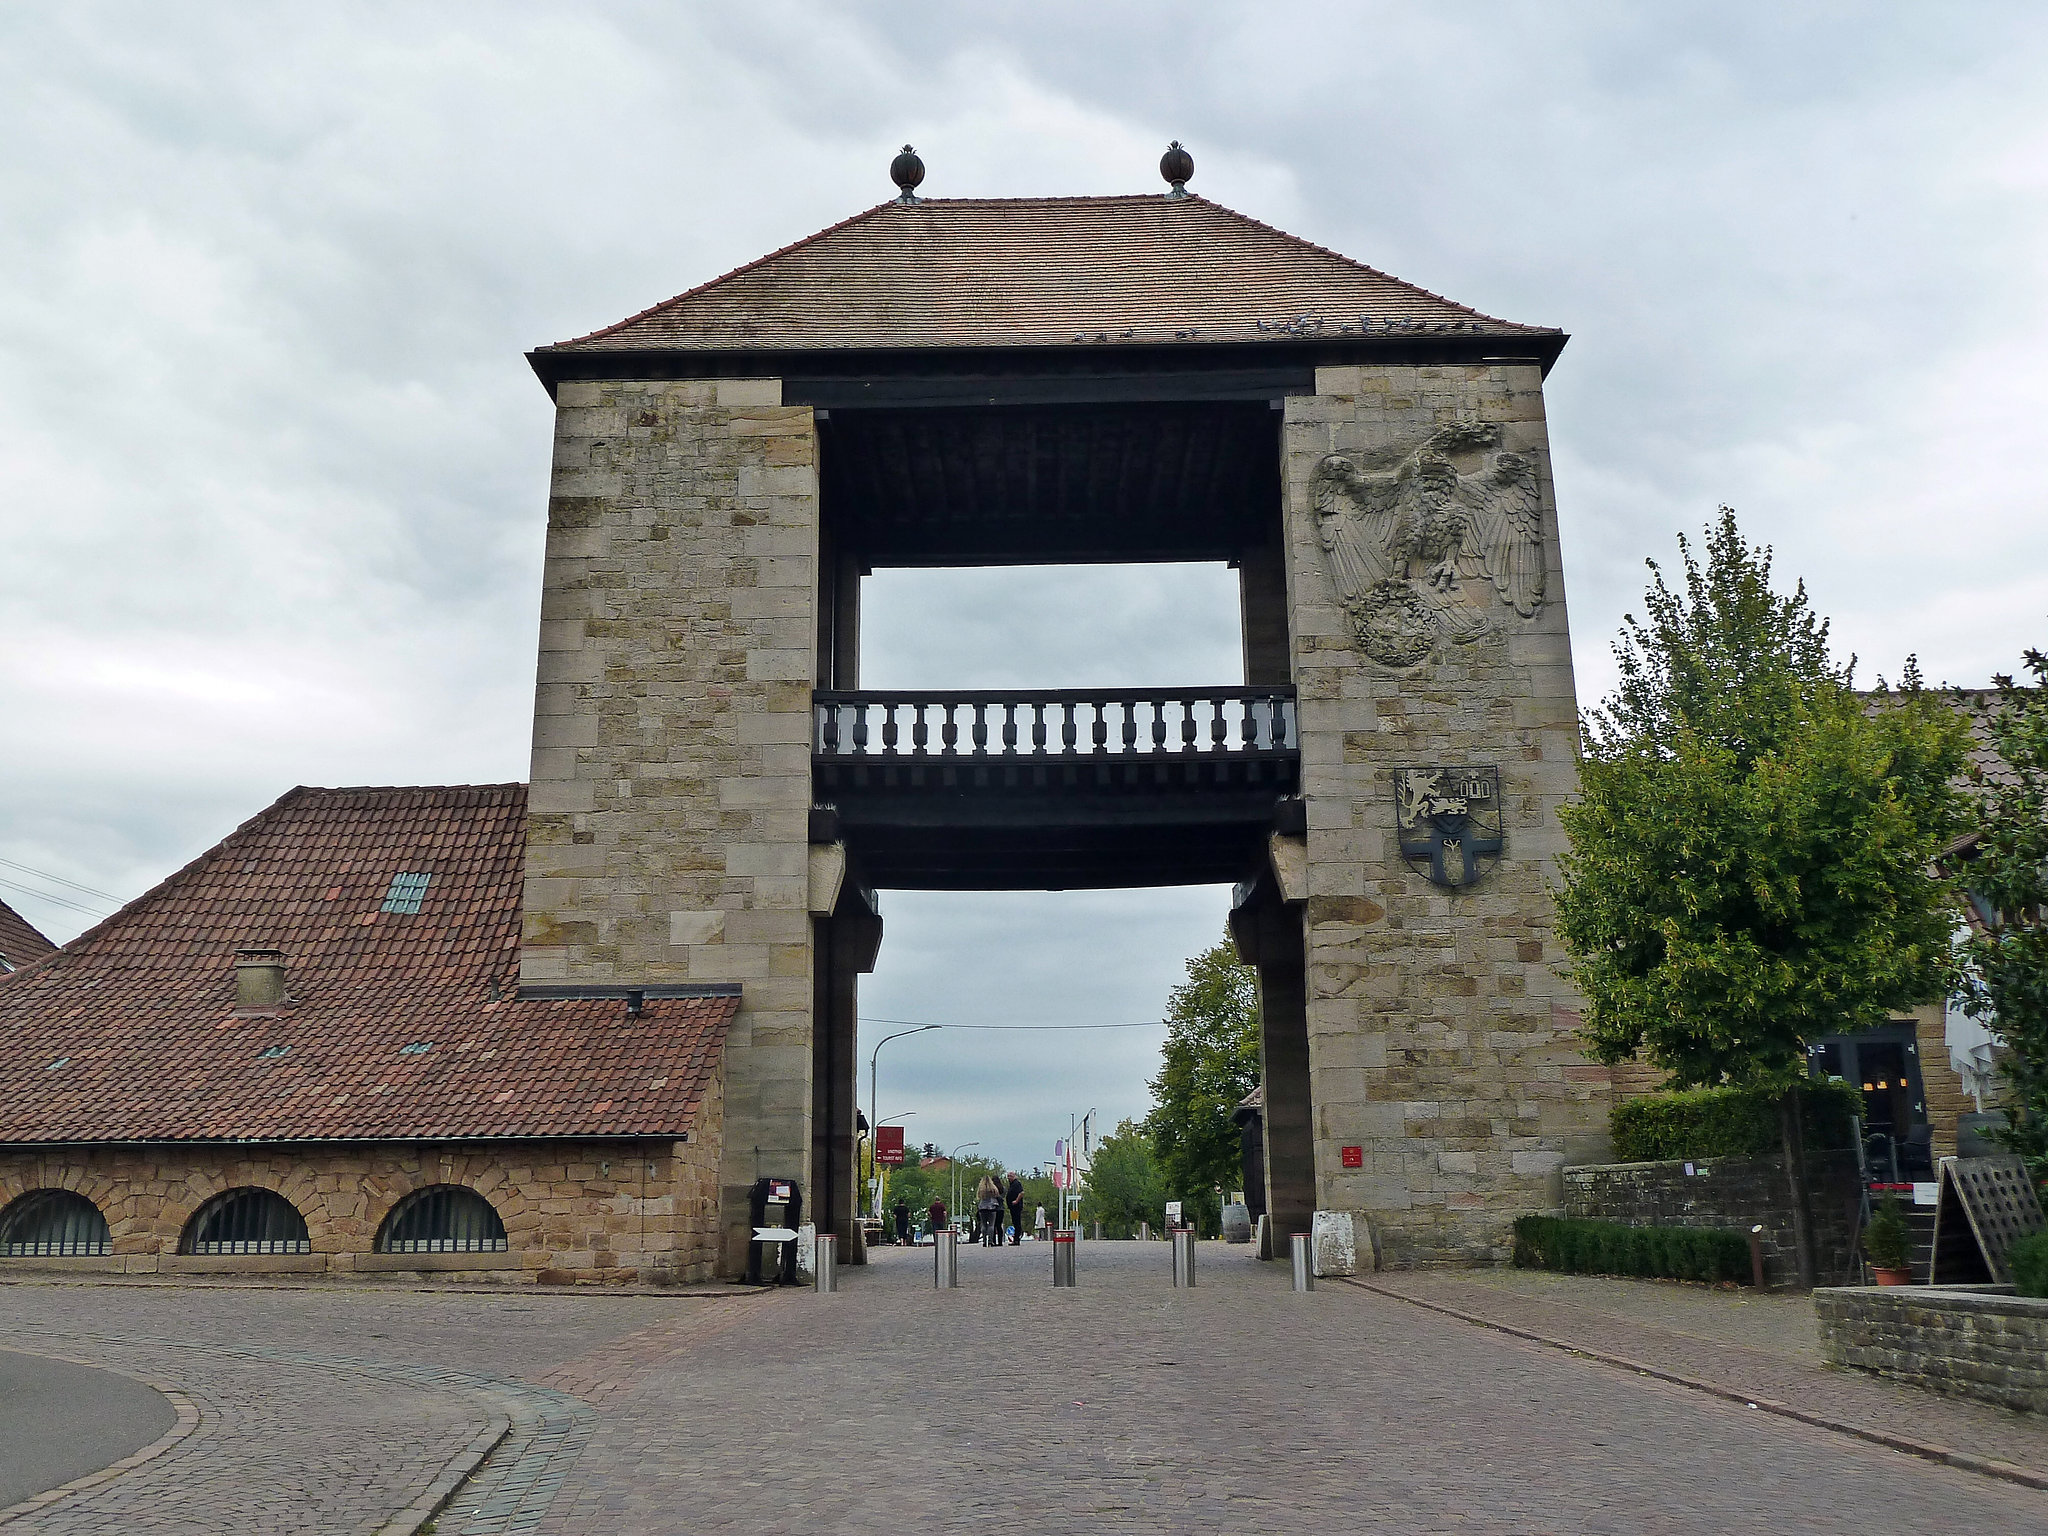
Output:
(867, 1024), (939, 1217)
(1063, 1107), (1096, 1229)
(949, 1141), (980, 1227)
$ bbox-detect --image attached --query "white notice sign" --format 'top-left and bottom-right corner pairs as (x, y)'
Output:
(1912, 1182), (1939, 1207)
(753, 1227), (799, 1242)
(1165, 1200), (1183, 1226)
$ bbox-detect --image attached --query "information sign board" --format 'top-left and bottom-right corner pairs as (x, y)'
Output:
(875, 1125), (906, 1166)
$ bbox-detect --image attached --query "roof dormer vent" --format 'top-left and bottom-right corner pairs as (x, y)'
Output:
(235, 948), (290, 1009)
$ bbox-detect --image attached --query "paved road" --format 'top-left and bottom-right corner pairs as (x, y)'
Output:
(2, 1249), (2046, 1533)
(0, 1349), (175, 1510)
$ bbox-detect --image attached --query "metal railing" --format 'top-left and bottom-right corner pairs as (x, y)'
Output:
(814, 687), (1297, 759)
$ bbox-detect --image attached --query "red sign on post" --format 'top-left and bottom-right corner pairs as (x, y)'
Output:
(875, 1125), (906, 1166)
(1340, 1145), (1363, 1169)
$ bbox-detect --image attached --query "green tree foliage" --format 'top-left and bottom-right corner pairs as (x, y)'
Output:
(1146, 936), (1260, 1234)
(1957, 648), (2048, 1183)
(1554, 510), (1969, 1281)
(1077, 1120), (1165, 1237)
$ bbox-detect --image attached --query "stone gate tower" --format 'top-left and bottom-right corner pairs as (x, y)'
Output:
(518, 148), (1608, 1274)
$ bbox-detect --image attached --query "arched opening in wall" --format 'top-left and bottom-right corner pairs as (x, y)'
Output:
(375, 1186), (509, 1253)
(0, 1189), (111, 1256)
(180, 1187), (310, 1255)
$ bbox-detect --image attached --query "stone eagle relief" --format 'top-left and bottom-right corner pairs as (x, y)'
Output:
(1310, 421), (1546, 667)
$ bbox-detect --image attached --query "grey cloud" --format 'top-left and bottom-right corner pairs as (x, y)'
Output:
(4, 4), (2045, 1164)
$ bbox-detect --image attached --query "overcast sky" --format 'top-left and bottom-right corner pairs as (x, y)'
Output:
(4, 5), (2045, 1170)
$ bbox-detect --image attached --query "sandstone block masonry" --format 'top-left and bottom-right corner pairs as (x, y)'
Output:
(0, 1122), (722, 1284)
(1279, 363), (1606, 1266)
(522, 378), (818, 1276)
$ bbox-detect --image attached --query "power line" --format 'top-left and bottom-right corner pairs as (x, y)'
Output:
(0, 877), (110, 920)
(0, 857), (119, 904)
(858, 1016), (1166, 1031)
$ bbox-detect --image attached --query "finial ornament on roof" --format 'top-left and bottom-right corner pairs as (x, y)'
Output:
(1160, 140), (1194, 198)
(890, 145), (925, 204)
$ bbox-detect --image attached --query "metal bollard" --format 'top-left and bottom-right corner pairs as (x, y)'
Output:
(1092, 1221), (1102, 1241)
(1290, 1232), (1315, 1292)
(934, 1228), (958, 1288)
(1171, 1227), (1196, 1288)
(1748, 1224), (1767, 1290)
(814, 1232), (837, 1293)
(1052, 1229), (1076, 1287)
(1139, 1221), (1150, 1242)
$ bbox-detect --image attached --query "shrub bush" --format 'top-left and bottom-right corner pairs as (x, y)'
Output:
(1513, 1215), (1751, 1284)
(2012, 1228), (2048, 1299)
(1610, 1080), (1863, 1163)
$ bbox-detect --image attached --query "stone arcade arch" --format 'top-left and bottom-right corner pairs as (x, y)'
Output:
(180, 1187), (311, 1255)
(0, 1188), (110, 1256)
(517, 168), (1609, 1274)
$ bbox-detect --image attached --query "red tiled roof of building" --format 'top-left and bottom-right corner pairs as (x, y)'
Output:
(0, 897), (58, 973)
(0, 785), (733, 1145)
(538, 195), (1559, 356)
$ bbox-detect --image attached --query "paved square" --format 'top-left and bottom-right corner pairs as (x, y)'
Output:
(4, 1248), (2046, 1533)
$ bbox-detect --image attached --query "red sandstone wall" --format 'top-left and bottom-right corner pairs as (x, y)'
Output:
(0, 1135), (723, 1285)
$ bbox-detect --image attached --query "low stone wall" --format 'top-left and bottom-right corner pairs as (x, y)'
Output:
(0, 1120), (724, 1285)
(1816, 1286), (2048, 1415)
(1563, 1150), (1860, 1286)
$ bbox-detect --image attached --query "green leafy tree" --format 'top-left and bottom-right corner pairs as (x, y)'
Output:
(1146, 936), (1260, 1235)
(1957, 647), (2048, 1185)
(1554, 510), (1969, 1284)
(1078, 1120), (1166, 1237)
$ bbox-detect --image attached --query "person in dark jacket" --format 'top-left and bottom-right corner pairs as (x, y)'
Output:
(893, 1199), (911, 1245)
(1004, 1172), (1026, 1245)
(928, 1196), (948, 1237)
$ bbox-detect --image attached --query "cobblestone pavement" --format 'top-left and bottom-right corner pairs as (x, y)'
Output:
(1368, 1268), (2048, 1478)
(6, 1252), (2048, 1534)
(0, 1281), (749, 1533)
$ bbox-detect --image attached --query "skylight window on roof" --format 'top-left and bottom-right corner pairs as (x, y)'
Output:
(259, 1044), (290, 1060)
(398, 1041), (433, 1056)
(380, 872), (432, 915)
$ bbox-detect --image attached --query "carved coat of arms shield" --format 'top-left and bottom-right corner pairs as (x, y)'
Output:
(1395, 767), (1503, 888)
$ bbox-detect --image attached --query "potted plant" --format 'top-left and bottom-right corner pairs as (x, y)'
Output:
(1864, 1194), (1914, 1286)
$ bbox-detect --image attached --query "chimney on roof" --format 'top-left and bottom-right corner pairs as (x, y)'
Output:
(235, 948), (290, 1009)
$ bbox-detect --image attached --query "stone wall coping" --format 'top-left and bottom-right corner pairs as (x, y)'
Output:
(354, 1251), (523, 1272)
(158, 1253), (327, 1274)
(1566, 1150), (1856, 1177)
(1815, 1284), (2044, 1319)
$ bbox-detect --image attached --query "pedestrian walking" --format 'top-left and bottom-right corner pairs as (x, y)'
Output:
(975, 1174), (1003, 1247)
(893, 1198), (911, 1245)
(1034, 1203), (1048, 1239)
(1005, 1171), (1025, 1246)
(928, 1195), (948, 1237)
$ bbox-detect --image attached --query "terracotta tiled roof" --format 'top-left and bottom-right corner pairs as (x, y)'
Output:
(540, 195), (1558, 356)
(0, 785), (734, 1145)
(0, 897), (57, 973)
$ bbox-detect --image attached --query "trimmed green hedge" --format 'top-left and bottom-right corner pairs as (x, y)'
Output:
(2013, 1228), (2048, 1299)
(1611, 1081), (1863, 1163)
(1513, 1215), (1751, 1284)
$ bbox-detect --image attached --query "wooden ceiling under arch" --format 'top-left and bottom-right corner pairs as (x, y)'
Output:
(816, 398), (1281, 567)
